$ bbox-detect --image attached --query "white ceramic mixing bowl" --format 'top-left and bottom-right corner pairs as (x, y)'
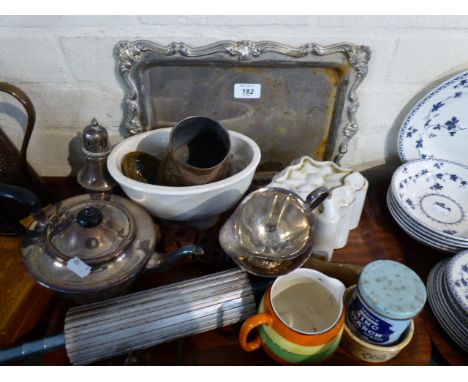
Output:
(107, 128), (261, 227)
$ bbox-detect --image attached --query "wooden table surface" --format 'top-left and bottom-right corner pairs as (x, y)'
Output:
(4, 178), (468, 366)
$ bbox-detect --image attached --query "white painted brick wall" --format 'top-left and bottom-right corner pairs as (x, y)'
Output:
(387, 32), (468, 84)
(0, 36), (68, 83)
(0, 15), (468, 176)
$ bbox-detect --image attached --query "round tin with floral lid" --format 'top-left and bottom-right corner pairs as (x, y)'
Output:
(346, 260), (426, 345)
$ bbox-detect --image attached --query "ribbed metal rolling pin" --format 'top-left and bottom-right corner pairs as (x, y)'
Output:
(0, 268), (269, 365)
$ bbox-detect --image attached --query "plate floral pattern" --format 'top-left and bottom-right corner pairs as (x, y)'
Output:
(391, 159), (468, 240)
(427, 261), (468, 352)
(387, 189), (468, 245)
(398, 70), (468, 165)
(446, 250), (468, 312)
(387, 190), (463, 253)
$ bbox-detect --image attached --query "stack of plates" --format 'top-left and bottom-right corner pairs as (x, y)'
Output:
(387, 159), (468, 253)
(427, 250), (468, 353)
(393, 69), (468, 253)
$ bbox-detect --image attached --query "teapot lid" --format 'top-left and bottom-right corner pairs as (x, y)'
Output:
(45, 199), (135, 264)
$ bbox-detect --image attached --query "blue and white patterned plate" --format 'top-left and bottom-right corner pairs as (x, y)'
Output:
(428, 261), (468, 352)
(387, 189), (468, 247)
(428, 263), (460, 345)
(442, 266), (468, 324)
(387, 210), (458, 253)
(446, 250), (468, 313)
(387, 191), (457, 252)
(391, 159), (468, 241)
(436, 263), (468, 337)
(433, 262), (468, 348)
(387, 193), (460, 253)
(398, 70), (468, 166)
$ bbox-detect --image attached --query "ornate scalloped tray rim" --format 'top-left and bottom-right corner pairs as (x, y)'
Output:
(114, 40), (371, 165)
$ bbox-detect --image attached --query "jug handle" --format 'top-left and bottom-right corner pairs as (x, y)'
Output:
(0, 82), (36, 165)
(305, 186), (330, 210)
(239, 313), (274, 352)
(0, 183), (47, 227)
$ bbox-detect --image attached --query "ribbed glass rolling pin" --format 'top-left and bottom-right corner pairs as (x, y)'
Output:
(0, 269), (258, 365)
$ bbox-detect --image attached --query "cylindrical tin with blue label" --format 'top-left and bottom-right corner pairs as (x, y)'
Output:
(346, 260), (426, 346)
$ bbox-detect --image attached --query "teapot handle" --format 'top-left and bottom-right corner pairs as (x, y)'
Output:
(0, 183), (47, 227)
(305, 186), (329, 210)
(0, 82), (36, 165)
(0, 183), (41, 214)
(145, 244), (205, 273)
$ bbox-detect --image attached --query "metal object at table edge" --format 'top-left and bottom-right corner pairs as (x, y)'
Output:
(0, 268), (256, 365)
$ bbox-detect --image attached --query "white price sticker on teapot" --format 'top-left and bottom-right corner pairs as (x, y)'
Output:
(234, 84), (261, 99)
(67, 257), (91, 278)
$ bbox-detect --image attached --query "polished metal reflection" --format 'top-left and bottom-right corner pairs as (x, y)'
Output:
(219, 186), (329, 277)
(114, 40), (371, 164)
(159, 116), (231, 186)
(121, 151), (161, 184)
(77, 118), (116, 192)
(238, 191), (310, 258)
(64, 269), (255, 365)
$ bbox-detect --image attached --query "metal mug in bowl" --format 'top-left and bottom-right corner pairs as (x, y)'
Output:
(219, 186), (330, 277)
(159, 116), (231, 186)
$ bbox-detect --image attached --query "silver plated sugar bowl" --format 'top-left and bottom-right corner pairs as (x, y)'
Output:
(219, 186), (329, 277)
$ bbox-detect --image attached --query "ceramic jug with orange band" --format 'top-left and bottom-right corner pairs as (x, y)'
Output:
(239, 268), (345, 365)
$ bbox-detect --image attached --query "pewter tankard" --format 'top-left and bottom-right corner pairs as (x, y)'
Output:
(159, 116), (231, 186)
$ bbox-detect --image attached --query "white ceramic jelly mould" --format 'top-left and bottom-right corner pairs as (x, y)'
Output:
(267, 156), (368, 260)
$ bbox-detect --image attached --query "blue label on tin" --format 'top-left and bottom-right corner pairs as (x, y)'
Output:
(347, 295), (394, 344)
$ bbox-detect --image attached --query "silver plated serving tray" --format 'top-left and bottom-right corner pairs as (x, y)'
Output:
(114, 40), (370, 169)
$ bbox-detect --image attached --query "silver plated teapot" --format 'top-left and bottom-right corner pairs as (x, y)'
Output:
(0, 183), (203, 303)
